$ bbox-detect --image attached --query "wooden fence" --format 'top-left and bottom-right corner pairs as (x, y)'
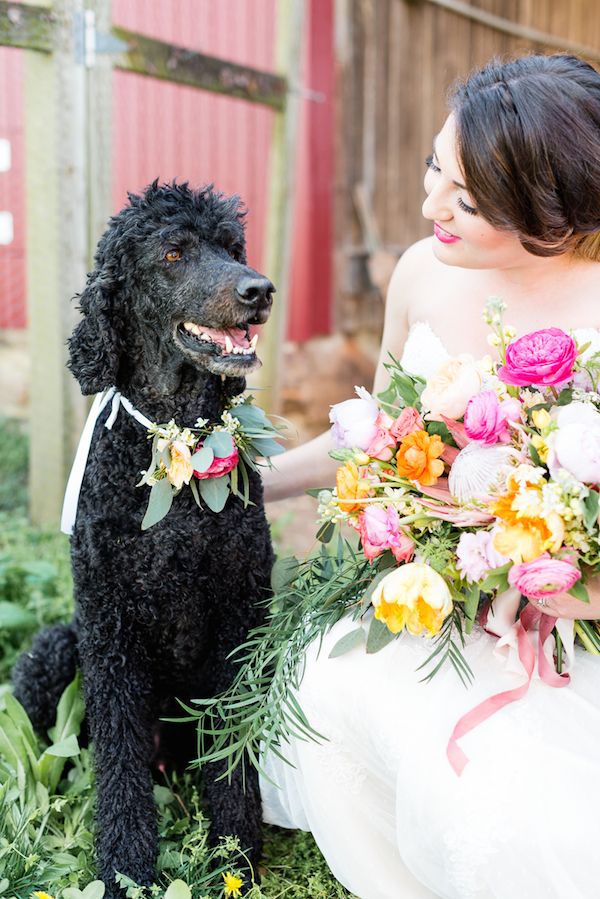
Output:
(0, 0), (302, 525)
(335, 0), (600, 335)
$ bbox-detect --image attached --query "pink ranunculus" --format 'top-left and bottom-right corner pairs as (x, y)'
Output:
(365, 412), (397, 461)
(456, 530), (508, 583)
(508, 553), (581, 599)
(463, 391), (520, 445)
(358, 505), (414, 564)
(498, 328), (577, 387)
(390, 407), (423, 440)
(193, 444), (239, 480)
(329, 388), (379, 450)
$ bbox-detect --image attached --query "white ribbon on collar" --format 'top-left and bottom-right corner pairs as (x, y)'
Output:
(60, 387), (154, 535)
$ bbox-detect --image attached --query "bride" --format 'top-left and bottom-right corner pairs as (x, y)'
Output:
(259, 54), (600, 899)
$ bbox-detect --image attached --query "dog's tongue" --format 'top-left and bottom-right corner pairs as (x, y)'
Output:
(202, 327), (251, 349)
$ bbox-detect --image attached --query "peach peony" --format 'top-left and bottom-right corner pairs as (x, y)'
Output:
(420, 356), (482, 421)
(166, 440), (194, 489)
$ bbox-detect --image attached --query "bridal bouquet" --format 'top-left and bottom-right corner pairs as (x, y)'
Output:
(185, 298), (600, 779)
(318, 298), (600, 676)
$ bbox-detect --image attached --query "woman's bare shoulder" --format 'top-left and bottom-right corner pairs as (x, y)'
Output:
(387, 237), (464, 315)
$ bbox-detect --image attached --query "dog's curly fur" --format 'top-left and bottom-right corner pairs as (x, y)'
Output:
(12, 182), (275, 896)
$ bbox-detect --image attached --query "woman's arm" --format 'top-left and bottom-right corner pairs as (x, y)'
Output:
(263, 242), (423, 504)
(262, 429), (338, 502)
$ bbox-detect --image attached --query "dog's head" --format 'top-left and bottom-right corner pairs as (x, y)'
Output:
(68, 181), (275, 395)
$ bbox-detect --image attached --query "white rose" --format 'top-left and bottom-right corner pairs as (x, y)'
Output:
(420, 356), (482, 421)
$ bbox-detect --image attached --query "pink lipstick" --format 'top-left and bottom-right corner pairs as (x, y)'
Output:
(434, 222), (461, 244)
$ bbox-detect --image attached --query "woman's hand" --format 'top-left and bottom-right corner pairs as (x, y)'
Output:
(528, 583), (600, 619)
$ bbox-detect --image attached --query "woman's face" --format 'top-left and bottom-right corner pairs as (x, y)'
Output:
(422, 114), (533, 270)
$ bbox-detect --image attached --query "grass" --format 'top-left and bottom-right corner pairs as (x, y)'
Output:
(0, 417), (355, 899)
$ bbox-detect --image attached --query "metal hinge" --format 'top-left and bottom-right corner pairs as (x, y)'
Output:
(74, 10), (128, 68)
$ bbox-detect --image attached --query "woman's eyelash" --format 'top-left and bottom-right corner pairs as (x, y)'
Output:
(425, 154), (478, 215)
(457, 197), (478, 216)
(425, 154), (441, 173)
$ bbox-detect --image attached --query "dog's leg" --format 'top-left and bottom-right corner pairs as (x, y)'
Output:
(79, 638), (158, 898)
(201, 580), (269, 876)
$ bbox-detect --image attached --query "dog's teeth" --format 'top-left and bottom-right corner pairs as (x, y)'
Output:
(250, 334), (258, 350)
(225, 336), (234, 354)
(183, 321), (196, 333)
(200, 332), (211, 341)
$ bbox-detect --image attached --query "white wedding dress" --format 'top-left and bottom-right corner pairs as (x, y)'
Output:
(260, 322), (600, 899)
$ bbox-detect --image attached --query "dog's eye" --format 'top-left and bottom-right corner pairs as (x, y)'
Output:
(165, 248), (182, 262)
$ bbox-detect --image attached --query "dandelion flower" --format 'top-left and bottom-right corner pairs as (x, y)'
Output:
(223, 871), (244, 898)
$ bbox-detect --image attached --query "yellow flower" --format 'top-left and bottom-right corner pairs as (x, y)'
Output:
(167, 439), (194, 489)
(530, 434), (549, 463)
(531, 408), (552, 430)
(32, 893), (55, 899)
(223, 871), (244, 897)
(372, 563), (453, 637)
(490, 472), (564, 562)
(335, 461), (371, 512)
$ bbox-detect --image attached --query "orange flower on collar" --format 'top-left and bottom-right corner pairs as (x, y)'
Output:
(396, 429), (445, 487)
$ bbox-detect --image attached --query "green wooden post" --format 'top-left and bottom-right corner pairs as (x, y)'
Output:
(24, 0), (88, 526)
(255, 0), (304, 413)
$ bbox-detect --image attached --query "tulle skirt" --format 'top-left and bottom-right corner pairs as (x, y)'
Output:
(260, 616), (600, 899)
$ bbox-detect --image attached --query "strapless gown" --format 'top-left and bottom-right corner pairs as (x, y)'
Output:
(260, 322), (600, 899)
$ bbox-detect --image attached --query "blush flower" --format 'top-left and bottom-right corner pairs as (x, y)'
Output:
(498, 328), (577, 387)
(329, 387), (379, 450)
(456, 530), (508, 583)
(358, 505), (415, 564)
(372, 563), (453, 637)
(508, 554), (581, 599)
(548, 402), (600, 483)
(365, 411), (397, 461)
(463, 391), (521, 445)
(390, 407), (424, 439)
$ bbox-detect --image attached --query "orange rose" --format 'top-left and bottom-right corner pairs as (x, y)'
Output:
(335, 461), (371, 512)
(396, 429), (445, 487)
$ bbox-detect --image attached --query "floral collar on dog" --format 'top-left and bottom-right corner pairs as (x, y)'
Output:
(138, 392), (285, 529)
(60, 388), (285, 534)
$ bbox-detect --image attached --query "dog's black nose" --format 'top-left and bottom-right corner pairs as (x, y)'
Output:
(235, 276), (274, 307)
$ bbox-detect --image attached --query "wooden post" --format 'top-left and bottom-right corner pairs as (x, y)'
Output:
(24, 0), (88, 526)
(255, 0), (305, 413)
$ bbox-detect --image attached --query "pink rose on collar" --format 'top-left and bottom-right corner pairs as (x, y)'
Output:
(193, 443), (239, 479)
(498, 329), (577, 387)
(358, 505), (414, 564)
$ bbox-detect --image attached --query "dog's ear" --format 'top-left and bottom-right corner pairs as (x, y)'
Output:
(67, 272), (123, 395)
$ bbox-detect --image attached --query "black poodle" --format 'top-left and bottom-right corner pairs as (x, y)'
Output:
(12, 181), (275, 896)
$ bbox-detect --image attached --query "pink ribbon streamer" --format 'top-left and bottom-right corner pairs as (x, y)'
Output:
(446, 604), (570, 776)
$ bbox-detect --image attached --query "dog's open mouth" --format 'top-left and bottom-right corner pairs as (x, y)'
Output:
(175, 320), (261, 372)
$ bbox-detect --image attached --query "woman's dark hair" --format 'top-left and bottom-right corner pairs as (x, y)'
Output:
(450, 54), (600, 259)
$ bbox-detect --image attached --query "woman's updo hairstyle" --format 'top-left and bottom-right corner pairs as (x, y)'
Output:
(450, 54), (600, 259)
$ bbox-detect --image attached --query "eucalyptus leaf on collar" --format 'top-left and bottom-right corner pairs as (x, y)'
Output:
(137, 393), (285, 529)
